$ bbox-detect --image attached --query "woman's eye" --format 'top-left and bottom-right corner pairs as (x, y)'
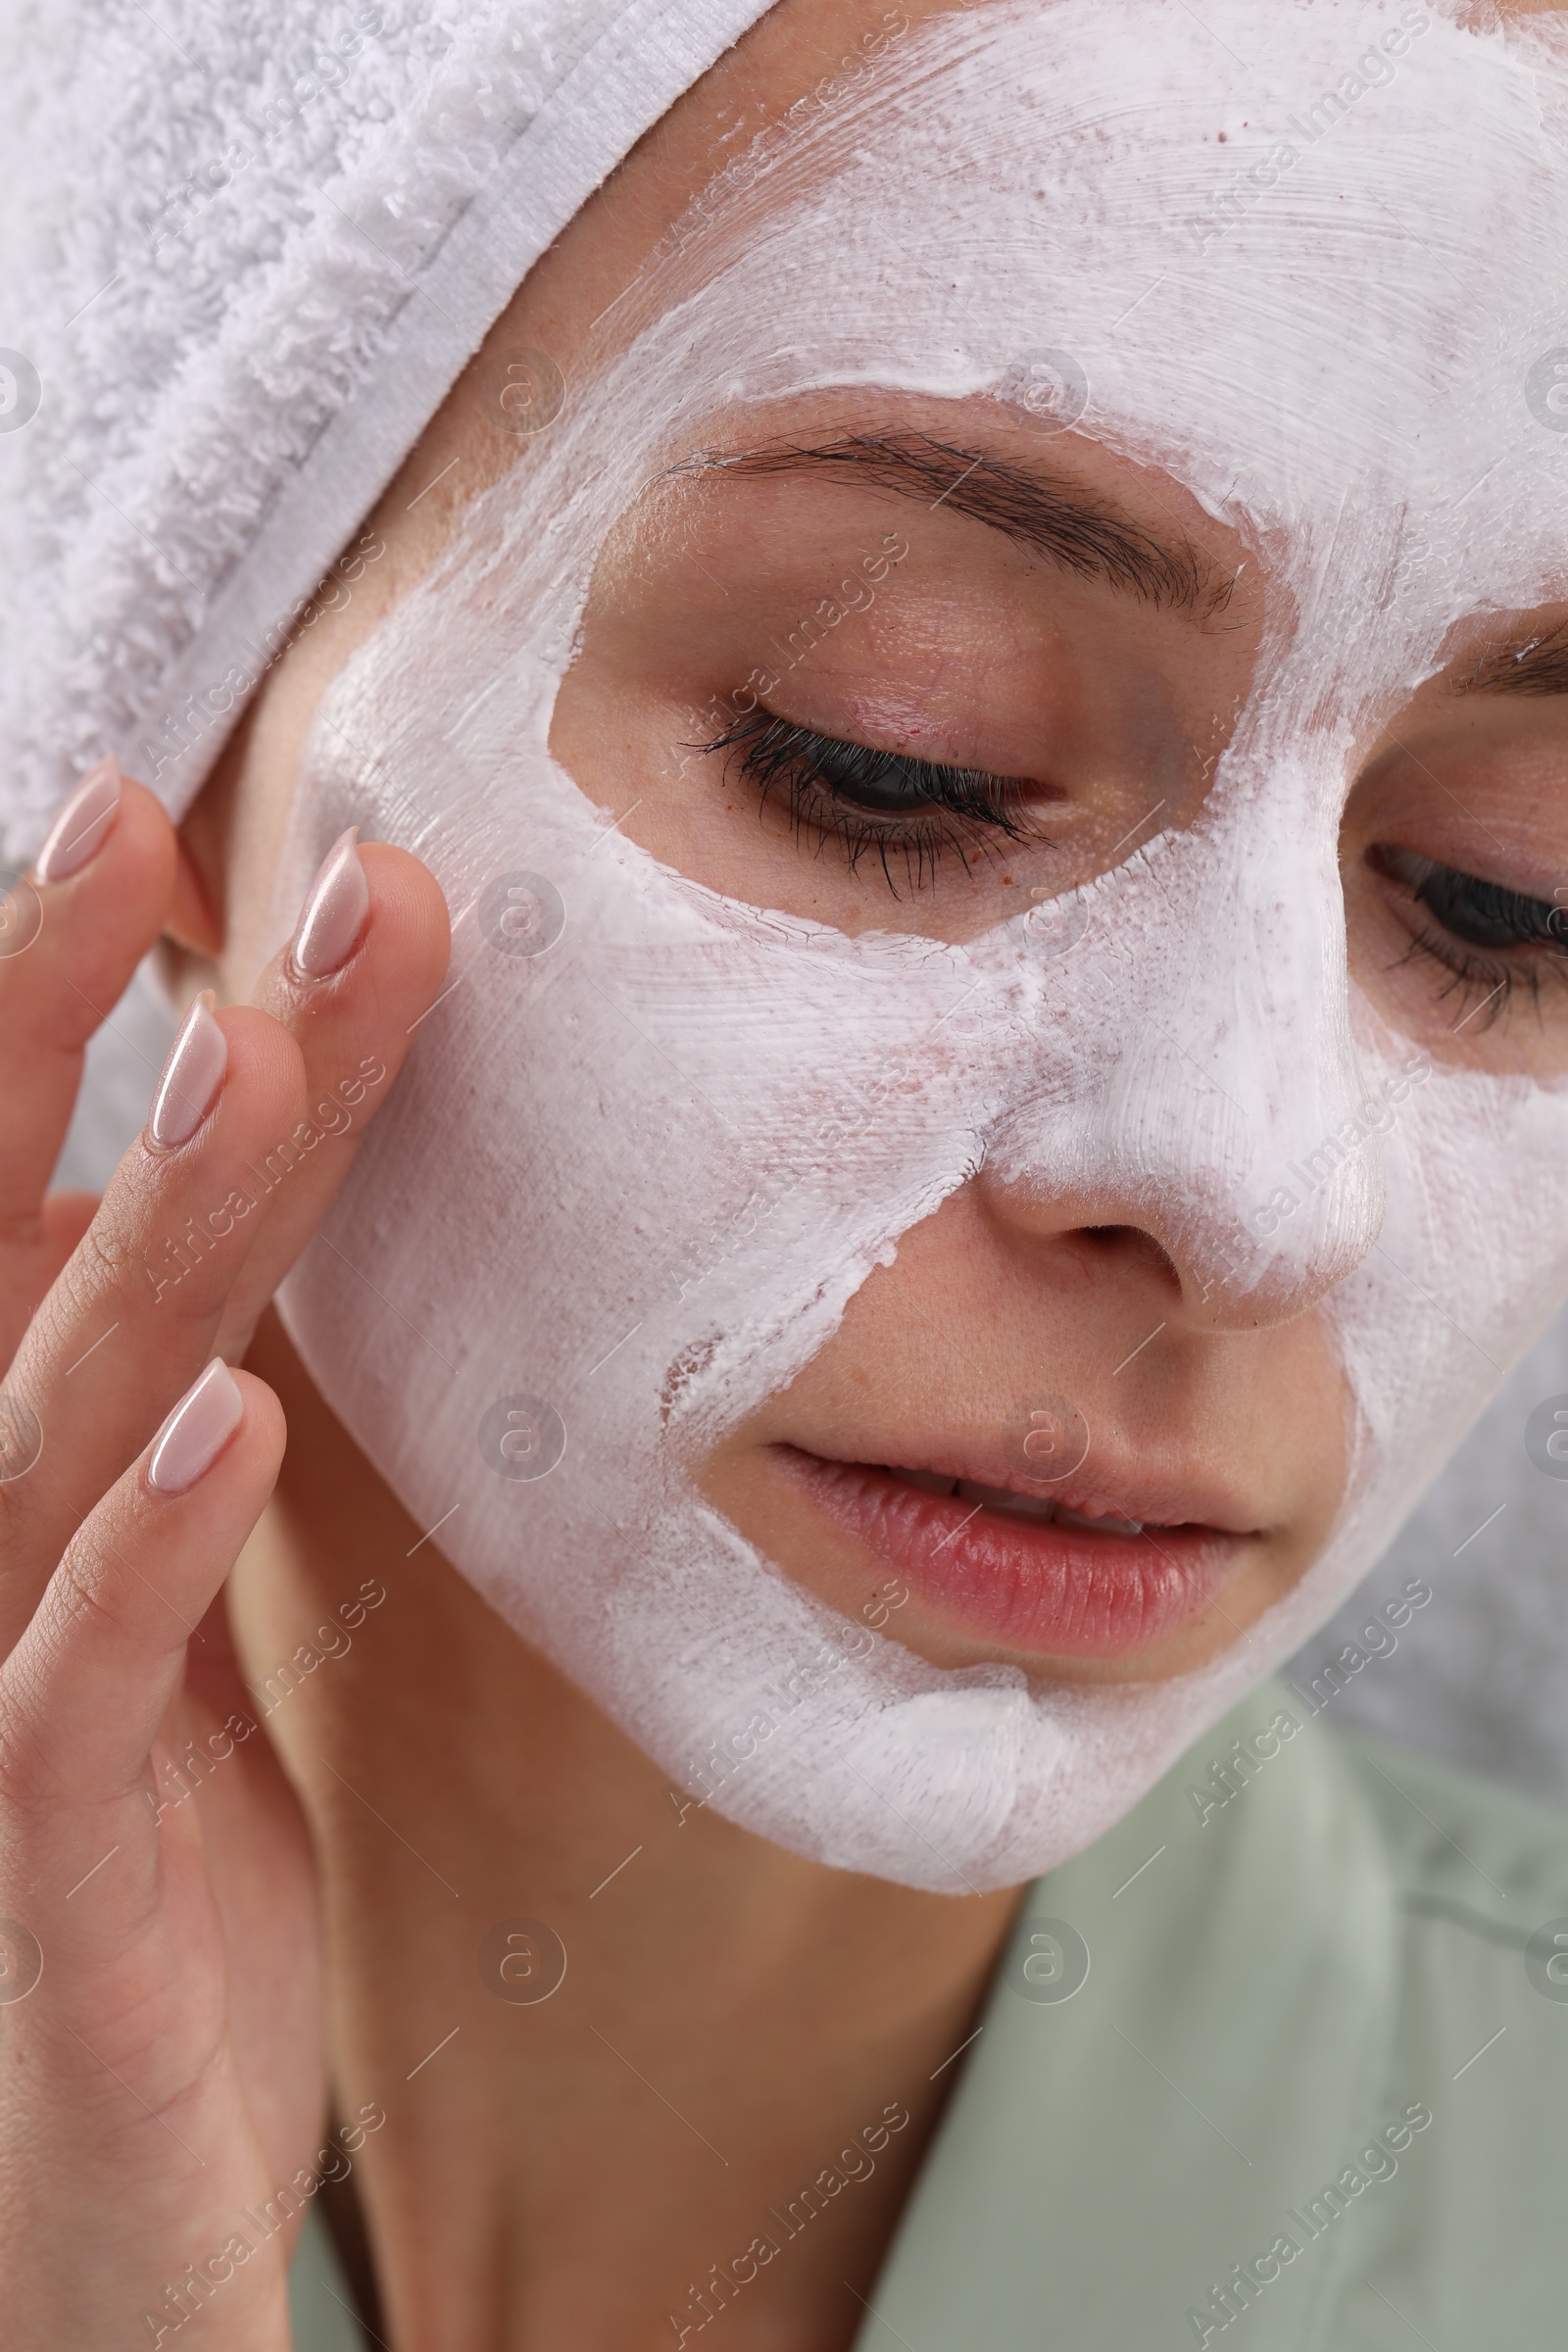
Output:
(785, 733), (961, 815)
(1371, 844), (1564, 952)
(1370, 842), (1568, 1027)
(700, 706), (1041, 893)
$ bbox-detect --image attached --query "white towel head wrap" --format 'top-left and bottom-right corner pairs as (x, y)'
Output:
(0, 0), (772, 864)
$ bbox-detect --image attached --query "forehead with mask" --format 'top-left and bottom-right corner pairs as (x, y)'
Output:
(227, 0), (1568, 1890)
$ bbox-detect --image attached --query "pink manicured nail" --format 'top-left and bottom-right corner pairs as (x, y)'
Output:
(147, 1360), (244, 1494)
(34, 756), (122, 883)
(290, 827), (369, 978)
(149, 991), (227, 1148)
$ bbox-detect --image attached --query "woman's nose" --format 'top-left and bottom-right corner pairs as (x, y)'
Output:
(978, 804), (1388, 1331)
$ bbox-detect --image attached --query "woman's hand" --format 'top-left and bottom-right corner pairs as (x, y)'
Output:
(0, 765), (449, 2349)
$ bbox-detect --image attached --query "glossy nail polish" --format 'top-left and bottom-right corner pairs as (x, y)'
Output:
(147, 1360), (244, 1494)
(33, 756), (121, 883)
(291, 827), (369, 977)
(149, 991), (227, 1148)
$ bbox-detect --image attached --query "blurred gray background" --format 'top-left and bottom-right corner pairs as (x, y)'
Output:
(61, 964), (1568, 1810)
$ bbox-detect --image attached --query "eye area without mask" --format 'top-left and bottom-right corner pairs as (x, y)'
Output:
(700, 704), (1051, 893)
(1343, 663), (1568, 1073)
(550, 404), (1261, 946)
(1369, 844), (1568, 1027)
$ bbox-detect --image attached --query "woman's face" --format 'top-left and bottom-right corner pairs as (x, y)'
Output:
(551, 400), (1351, 1687)
(207, 0), (1568, 1888)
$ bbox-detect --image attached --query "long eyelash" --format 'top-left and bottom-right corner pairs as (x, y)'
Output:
(1373, 846), (1568, 1030)
(698, 708), (1038, 896)
(1390, 929), (1524, 1029)
(1391, 919), (1568, 1031)
(1408, 860), (1563, 951)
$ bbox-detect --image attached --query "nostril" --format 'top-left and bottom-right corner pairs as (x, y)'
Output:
(1078, 1225), (1183, 1286)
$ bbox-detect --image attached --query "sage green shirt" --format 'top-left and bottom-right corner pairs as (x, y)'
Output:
(290, 1680), (1568, 2348)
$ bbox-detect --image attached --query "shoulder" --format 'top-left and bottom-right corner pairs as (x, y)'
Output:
(1331, 1715), (1568, 1933)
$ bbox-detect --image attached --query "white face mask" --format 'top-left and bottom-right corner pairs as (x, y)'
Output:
(272, 0), (1568, 1891)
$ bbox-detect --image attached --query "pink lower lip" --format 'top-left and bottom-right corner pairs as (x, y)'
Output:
(779, 1450), (1244, 1660)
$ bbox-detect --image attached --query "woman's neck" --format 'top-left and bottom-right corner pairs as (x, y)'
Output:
(230, 1313), (1020, 2350)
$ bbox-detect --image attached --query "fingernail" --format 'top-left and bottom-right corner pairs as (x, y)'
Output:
(290, 827), (369, 978)
(149, 990), (226, 1148)
(147, 1360), (244, 1494)
(33, 756), (122, 884)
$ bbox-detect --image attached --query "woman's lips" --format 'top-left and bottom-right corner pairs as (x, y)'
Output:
(776, 1448), (1251, 1660)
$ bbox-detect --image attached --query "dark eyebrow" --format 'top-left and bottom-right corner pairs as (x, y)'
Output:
(662, 432), (1237, 622)
(1458, 622), (1568, 698)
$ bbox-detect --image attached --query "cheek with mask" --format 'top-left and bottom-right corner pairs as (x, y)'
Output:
(262, 0), (1568, 1892)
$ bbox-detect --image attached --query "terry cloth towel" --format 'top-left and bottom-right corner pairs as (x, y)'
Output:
(0, 0), (775, 866)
